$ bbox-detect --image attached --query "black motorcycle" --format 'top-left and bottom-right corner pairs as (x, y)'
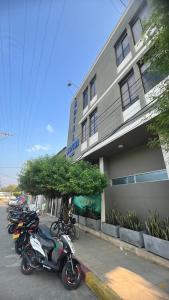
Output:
(21, 224), (82, 289)
(13, 216), (39, 255)
(7, 210), (39, 235)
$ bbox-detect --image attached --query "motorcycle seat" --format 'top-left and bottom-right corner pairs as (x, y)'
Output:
(38, 224), (56, 245)
(39, 236), (55, 250)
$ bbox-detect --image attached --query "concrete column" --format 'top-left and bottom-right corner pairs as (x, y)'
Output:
(99, 157), (106, 227)
(54, 199), (57, 216)
(50, 199), (53, 216)
(161, 144), (169, 178)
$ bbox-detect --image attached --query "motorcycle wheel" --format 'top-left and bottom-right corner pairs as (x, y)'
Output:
(7, 213), (11, 221)
(15, 239), (22, 255)
(50, 221), (60, 237)
(61, 260), (82, 289)
(8, 224), (16, 234)
(21, 258), (33, 275)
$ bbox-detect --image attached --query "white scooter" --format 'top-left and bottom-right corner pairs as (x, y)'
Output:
(20, 224), (82, 289)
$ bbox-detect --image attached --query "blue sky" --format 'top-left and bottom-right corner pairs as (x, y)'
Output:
(0, 0), (128, 186)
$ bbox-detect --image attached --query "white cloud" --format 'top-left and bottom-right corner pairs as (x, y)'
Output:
(27, 144), (51, 153)
(46, 124), (54, 133)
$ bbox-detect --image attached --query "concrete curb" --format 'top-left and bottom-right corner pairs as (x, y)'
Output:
(78, 223), (169, 271)
(80, 262), (122, 300)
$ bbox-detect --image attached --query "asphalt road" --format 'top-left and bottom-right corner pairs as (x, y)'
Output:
(0, 204), (97, 300)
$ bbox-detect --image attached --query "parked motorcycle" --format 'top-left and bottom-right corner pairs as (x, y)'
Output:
(13, 216), (39, 254)
(20, 224), (82, 289)
(7, 210), (39, 235)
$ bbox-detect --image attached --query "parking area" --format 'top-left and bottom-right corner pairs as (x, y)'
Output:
(0, 204), (97, 300)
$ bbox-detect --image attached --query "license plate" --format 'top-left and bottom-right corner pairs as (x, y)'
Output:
(12, 233), (20, 240)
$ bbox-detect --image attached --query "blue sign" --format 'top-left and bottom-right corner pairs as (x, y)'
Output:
(72, 99), (78, 141)
(67, 139), (79, 157)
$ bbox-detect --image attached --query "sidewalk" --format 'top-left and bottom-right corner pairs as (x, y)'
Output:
(41, 215), (169, 300)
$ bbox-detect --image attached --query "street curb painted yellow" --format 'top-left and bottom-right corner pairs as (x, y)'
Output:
(85, 271), (122, 300)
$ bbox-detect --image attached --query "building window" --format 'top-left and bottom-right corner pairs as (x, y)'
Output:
(131, 1), (150, 44)
(139, 62), (165, 94)
(90, 75), (96, 100)
(83, 87), (88, 109)
(89, 109), (97, 137)
(120, 70), (139, 111)
(82, 119), (87, 143)
(115, 31), (130, 66)
(112, 169), (168, 186)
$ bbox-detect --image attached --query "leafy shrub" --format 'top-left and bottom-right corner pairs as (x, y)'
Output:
(145, 211), (169, 241)
(118, 211), (143, 231)
(106, 209), (120, 225)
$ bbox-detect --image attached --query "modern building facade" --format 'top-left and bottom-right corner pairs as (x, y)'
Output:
(67, 0), (169, 223)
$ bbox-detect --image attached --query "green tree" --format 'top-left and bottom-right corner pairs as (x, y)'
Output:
(19, 156), (107, 217)
(0, 184), (19, 193)
(143, 0), (169, 149)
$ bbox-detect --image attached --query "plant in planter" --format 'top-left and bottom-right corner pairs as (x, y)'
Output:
(118, 211), (144, 248)
(144, 211), (169, 259)
(102, 209), (121, 238)
(85, 208), (101, 231)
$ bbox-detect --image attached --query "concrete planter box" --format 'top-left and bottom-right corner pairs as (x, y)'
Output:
(86, 218), (101, 231)
(102, 222), (120, 238)
(143, 234), (169, 260)
(79, 216), (86, 226)
(73, 214), (79, 223)
(120, 227), (144, 248)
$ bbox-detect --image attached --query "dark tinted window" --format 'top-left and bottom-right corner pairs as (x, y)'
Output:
(139, 63), (165, 93)
(90, 75), (96, 100)
(131, 2), (150, 44)
(83, 87), (88, 109)
(89, 109), (98, 137)
(120, 70), (139, 110)
(115, 32), (130, 66)
(112, 170), (168, 186)
(82, 119), (87, 143)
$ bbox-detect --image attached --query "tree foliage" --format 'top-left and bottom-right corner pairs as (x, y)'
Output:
(143, 0), (169, 149)
(19, 156), (107, 202)
(0, 184), (19, 193)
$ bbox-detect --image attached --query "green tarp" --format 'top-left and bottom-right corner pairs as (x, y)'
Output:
(73, 194), (101, 217)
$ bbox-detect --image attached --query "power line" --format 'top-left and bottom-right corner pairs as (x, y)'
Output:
(0, 20), (9, 132)
(17, 0), (28, 162)
(19, 0), (42, 160)
(109, 0), (125, 15)
(7, 0), (12, 131)
(24, 0), (66, 154)
(119, 0), (127, 8)
(20, 0), (55, 158)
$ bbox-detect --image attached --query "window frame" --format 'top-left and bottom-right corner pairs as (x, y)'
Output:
(89, 108), (98, 137)
(139, 61), (165, 94)
(120, 70), (139, 111)
(83, 87), (88, 110)
(81, 119), (87, 143)
(90, 75), (96, 100)
(130, 1), (149, 44)
(115, 31), (130, 66)
(112, 169), (168, 186)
